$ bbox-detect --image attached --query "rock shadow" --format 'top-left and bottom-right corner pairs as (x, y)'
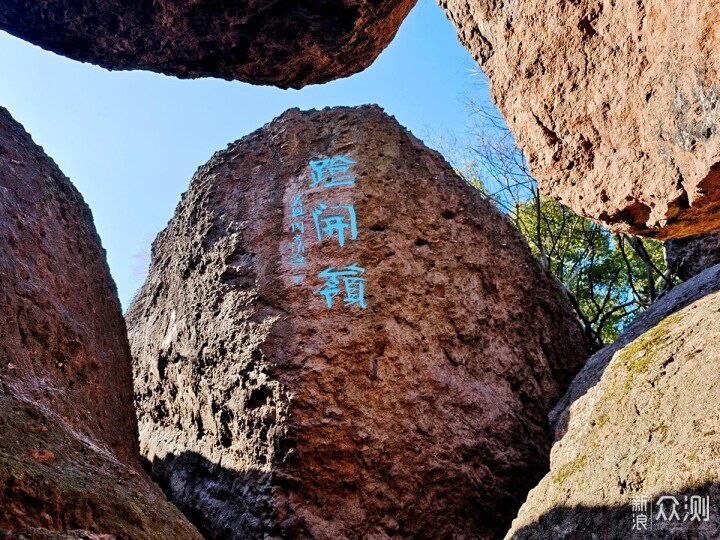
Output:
(508, 481), (720, 539)
(144, 451), (275, 540)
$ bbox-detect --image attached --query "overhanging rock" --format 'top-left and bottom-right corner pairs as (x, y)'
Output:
(439, 0), (720, 239)
(0, 0), (416, 89)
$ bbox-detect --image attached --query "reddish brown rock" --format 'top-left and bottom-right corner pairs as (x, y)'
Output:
(0, 106), (201, 539)
(507, 264), (720, 539)
(126, 105), (590, 539)
(439, 0), (720, 239)
(665, 231), (720, 281)
(0, 530), (113, 540)
(0, 0), (416, 89)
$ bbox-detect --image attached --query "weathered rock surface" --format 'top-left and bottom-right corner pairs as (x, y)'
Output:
(507, 264), (720, 539)
(439, 0), (720, 239)
(1, 529), (112, 540)
(0, 107), (201, 539)
(0, 0), (416, 89)
(127, 105), (590, 539)
(665, 231), (720, 281)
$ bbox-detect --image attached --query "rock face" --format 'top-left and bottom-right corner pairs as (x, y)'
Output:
(127, 105), (590, 539)
(439, 0), (720, 239)
(0, 530), (113, 540)
(0, 0), (416, 89)
(507, 264), (720, 539)
(665, 231), (720, 281)
(0, 107), (201, 539)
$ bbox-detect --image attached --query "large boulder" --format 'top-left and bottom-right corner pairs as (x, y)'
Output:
(0, 0), (416, 89)
(507, 264), (720, 539)
(0, 106), (201, 539)
(665, 231), (720, 281)
(439, 0), (720, 239)
(126, 105), (590, 539)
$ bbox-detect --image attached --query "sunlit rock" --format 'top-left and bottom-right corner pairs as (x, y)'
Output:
(127, 105), (590, 539)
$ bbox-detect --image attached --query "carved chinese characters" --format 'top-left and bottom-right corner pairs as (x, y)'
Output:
(285, 155), (367, 309)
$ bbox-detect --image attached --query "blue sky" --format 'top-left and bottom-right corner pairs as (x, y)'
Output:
(0, 0), (493, 308)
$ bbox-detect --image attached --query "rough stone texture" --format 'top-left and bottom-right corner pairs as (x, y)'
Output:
(665, 231), (720, 281)
(0, 107), (201, 540)
(507, 264), (720, 539)
(0, 0), (416, 89)
(1, 530), (112, 540)
(439, 0), (720, 239)
(127, 105), (590, 539)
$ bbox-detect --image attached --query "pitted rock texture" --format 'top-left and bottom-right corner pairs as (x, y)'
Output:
(507, 264), (720, 539)
(127, 105), (590, 539)
(0, 107), (201, 539)
(1, 529), (113, 540)
(665, 231), (720, 281)
(0, 0), (416, 89)
(439, 0), (720, 239)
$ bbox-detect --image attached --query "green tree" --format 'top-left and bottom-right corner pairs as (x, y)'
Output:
(510, 193), (670, 347)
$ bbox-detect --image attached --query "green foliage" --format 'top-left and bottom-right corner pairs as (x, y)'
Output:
(509, 194), (669, 346)
(452, 161), (674, 351)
